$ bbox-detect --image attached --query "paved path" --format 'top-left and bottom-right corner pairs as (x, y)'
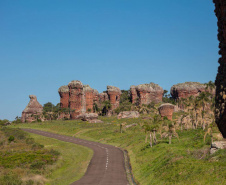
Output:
(22, 128), (129, 185)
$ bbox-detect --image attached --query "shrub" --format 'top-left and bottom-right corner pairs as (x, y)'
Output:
(26, 138), (35, 145)
(30, 161), (45, 169)
(0, 173), (22, 185)
(8, 136), (15, 142)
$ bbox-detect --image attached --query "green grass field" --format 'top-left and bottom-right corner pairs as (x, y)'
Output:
(11, 116), (226, 185)
(28, 133), (93, 185)
(0, 127), (93, 185)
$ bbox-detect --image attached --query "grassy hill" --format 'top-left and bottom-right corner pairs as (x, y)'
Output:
(10, 116), (226, 185)
(0, 127), (92, 185)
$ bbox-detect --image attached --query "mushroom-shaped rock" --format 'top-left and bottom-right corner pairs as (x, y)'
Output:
(58, 85), (69, 108)
(21, 95), (43, 123)
(158, 103), (175, 120)
(130, 83), (163, 105)
(107, 86), (121, 110)
(170, 82), (215, 100)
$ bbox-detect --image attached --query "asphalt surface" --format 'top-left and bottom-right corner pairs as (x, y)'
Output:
(22, 128), (129, 185)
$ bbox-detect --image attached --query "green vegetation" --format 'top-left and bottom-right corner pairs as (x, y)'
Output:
(0, 127), (92, 185)
(11, 115), (226, 185)
(28, 133), (93, 185)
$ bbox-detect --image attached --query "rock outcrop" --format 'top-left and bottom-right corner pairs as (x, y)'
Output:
(58, 81), (122, 119)
(58, 85), (70, 108)
(99, 92), (109, 103)
(214, 0), (226, 138)
(117, 111), (140, 119)
(68, 80), (86, 119)
(21, 95), (43, 123)
(93, 89), (99, 105)
(130, 83), (163, 105)
(158, 103), (175, 120)
(170, 82), (215, 100)
(107, 86), (121, 110)
(84, 85), (94, 112)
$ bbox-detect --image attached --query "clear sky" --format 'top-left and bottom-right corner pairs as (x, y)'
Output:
(0, 0), (219, 121)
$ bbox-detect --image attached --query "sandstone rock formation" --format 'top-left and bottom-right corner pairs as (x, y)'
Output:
(84, 85), (94, 112)
(117, 111), (140, 119)
(58, 81), (122, 119)
(68, 80), (86, 119)
(214, 0), (226, 138)
(170, 82), (215, 100)
(98, 92), (109, 103)
(93, 89), (99, 105)
(107, 86), (121, 110)
(58, 85), (70, 108)
(130, 85), (138, 104)
(158, 103), (175, 120)
(21, 95), (43, 123)
(130, 83), (163, 105)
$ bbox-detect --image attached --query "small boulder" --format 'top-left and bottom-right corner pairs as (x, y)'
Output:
(88, 120), (103, 123)
(210, 140), (226, 154)
(117, 111), (140, 119)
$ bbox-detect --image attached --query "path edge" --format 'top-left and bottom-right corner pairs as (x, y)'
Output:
(121, 149), (139, 185)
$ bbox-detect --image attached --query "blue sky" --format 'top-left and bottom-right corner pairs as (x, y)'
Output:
(0, 0), (219, 120)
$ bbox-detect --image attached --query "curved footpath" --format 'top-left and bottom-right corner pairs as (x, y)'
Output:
(22, 128), (129, 185)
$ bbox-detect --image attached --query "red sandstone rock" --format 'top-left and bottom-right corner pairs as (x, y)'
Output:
(158, 103), (175, 120)
(68, 80), (86, 119)
(99, 92), (109, 103)
(214, 0), (226, 138)
(21, 95), (43, 123)
(117, 111), (140, 119)
(93, 89), (99, 105)
(107, 86), (121, 110)
(58, 85), (69, 108)
(170, 82), (215, 100)
(130, 83), (163, 105)
(84, 85), (94, 112)
(130, 85), (138, 104)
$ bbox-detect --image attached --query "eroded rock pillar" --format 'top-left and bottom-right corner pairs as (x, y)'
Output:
(68, 80), (86, 119)
(107, 86), (121, 110)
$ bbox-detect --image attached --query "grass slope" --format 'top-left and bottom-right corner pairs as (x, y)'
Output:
(11, 117), (226, 185)
(28, 133), (93, 185)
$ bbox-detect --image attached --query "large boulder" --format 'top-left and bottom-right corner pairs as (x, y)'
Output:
(117, 111), (140, 119)
(158, 103), (175, 120)
(210, 141), (226, 154)
(21, 95), (43, 123)
(76, 113), (98, 121)
(130, 83), (163, 105)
